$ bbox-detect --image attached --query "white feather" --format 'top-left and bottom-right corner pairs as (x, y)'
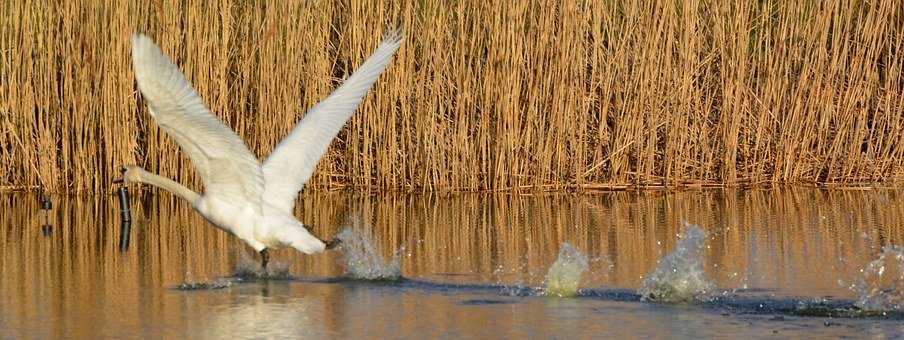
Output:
(124, 31), (402, 259)
(131, 35), (264, 206)
(262, 30), (403, 213)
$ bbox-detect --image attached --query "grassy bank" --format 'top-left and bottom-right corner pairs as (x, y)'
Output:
(1, 0), (902, 193)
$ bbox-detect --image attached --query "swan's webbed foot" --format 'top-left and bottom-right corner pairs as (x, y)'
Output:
(324, 238), (342, 250)
(313, 231), (341, 250)
(260, 249), (270, 270)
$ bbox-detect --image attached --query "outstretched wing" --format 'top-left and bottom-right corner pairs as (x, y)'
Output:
(262, 30), (403, 213)
(131, 34), (264, 203)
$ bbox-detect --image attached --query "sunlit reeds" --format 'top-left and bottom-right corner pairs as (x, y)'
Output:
(1, 0), (902, 193)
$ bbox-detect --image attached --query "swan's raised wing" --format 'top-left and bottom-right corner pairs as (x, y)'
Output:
(131, 34), (263, 203)
(262, 31), (403, 213)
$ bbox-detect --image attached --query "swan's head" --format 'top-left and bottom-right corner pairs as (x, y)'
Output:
(114, 165), (143, 184)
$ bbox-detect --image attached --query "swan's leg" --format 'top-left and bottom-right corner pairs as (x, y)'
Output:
(260, 249), (270, 270)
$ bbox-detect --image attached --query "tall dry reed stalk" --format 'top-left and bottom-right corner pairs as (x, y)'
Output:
(1, 0), (903, 193)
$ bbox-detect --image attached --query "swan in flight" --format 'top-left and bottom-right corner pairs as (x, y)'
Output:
(115, 30), (403, 269)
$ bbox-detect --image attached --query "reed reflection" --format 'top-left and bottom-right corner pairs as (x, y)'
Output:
(1, 188), (903, 337)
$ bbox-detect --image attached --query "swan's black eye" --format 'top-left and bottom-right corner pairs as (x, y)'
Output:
(121, 165), (127, 173)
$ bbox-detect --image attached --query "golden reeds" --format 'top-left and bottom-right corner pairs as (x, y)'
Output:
(1, 0), (903, 193)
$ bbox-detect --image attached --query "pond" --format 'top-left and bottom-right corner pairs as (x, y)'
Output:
(1, 189), (903, 338)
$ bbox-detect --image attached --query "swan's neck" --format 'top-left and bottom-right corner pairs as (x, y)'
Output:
(132, 168), (200, 204)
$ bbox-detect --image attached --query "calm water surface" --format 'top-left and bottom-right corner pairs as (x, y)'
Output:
(1, 189), (903, 338)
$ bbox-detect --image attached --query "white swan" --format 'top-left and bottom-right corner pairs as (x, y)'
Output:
(116, 31), (403, 269)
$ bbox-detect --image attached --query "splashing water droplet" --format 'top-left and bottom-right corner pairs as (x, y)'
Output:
(493, 259), (539, 296)
(639, 223), (715, 303)
(177, 279), (233, 290)
(336, 228), (402, 281)
(852, 245), (904, 311)
(232, 248), (291, 279)
(544, 243), (589, 297)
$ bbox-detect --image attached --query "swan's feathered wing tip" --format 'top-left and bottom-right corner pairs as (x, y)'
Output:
(373, 27), (404, 58)
(130, 33), (179, 89)
(129, 33), (175, 118)
(130, 33), (152, 47)
(384, 26), (406, 44)
(130, 33), (162, 67)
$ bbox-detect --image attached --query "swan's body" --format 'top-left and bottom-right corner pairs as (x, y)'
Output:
(120, 31), (403, 266)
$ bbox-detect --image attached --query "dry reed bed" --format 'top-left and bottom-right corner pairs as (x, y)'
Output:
(1, 0), (902, 193)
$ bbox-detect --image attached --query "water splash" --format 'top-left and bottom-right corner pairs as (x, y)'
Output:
(851, 245), (904, 311)
(543, 243), (589, 297)
(178, 268), (233, 290)
(177, 279), (233, 290)
(232, 249), (291, 280)
(587, 254), (615, 286)
(639, 223), (715, 303)
(492, 245), (605, 297)
(493, 262), (542, 296)
(336, 228), (402, 281)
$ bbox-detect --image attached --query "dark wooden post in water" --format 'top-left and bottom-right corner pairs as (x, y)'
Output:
(117, 186), (132, 251)
(40, 192), (52, 236)
(40, 193), (52, 210)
